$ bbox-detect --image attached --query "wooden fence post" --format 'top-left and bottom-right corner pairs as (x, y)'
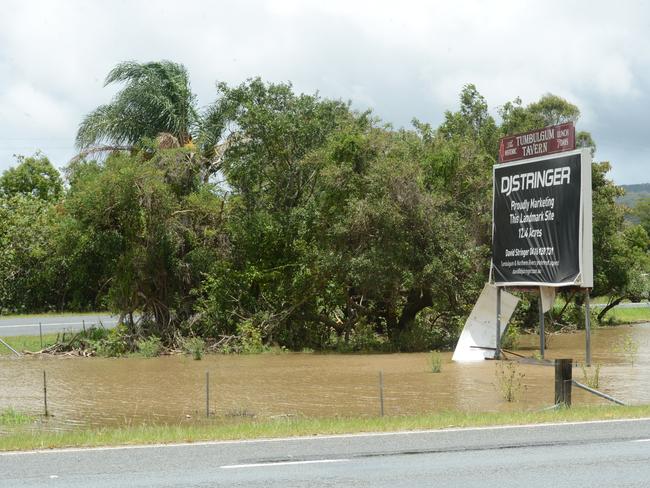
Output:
(554, 359), (572, 407)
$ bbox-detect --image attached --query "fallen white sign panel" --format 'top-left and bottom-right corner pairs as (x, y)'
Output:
(452, 283), (519, 362)
(539, 286), (556, 313)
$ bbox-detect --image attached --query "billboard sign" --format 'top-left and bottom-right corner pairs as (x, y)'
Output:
(499, 122), (575, 163)
(492, 148), (592, 287)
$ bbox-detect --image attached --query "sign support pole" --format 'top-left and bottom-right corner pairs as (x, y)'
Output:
(496, 286), (501, 359)
(539, 293), (545, 359)
(585, 289), (591, 367)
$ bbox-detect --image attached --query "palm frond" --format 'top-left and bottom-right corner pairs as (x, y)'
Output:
(76, 60), (198, 150)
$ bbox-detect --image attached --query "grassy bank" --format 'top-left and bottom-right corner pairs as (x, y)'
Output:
(2, 405), (650, 451)
(603, 307), (650, 324)
(0, 333), (60, 355)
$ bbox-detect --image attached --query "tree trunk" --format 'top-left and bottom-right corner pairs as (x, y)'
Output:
(597, 296), (626, 323)
(397, 288), (433, 332)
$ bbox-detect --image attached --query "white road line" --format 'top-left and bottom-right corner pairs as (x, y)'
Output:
(632, 439), (650, 442)
(221, 459), (349, 469)
(0, 321), (117, 329)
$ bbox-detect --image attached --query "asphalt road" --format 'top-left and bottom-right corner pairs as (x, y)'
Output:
(0, 314), (118, 337)
(2, 418), (650, 487)
(592, 301), (650, 309)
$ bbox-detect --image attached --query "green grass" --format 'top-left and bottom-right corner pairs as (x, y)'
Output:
(0, 408), (34, 426)
(556, 295), (612, 306)
(0, 333), (60, 355)
(588, 296), (613, 305)
(2, 405), (650, 452)
(603, 307), (650, 324)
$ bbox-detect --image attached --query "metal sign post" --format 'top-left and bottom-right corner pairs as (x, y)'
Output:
(495, 287), (501, 359)
(585, 290), (591, 367)
(539, 294), (545, 359)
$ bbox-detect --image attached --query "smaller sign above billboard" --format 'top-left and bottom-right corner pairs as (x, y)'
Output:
(499, 122), (575, 163)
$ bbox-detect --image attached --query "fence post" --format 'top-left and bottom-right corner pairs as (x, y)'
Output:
(43, 370), (49, 417)
(379, 370), (384, 417)
(206, 371), (210, 418)
(554, 359), (572, 407)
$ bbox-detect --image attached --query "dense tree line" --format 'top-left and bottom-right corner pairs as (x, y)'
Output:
(1, 61), (648, 351)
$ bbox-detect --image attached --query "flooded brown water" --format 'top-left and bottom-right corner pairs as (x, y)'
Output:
(1, 324), (649, 430)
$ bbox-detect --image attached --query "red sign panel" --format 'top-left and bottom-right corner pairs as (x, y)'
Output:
(499, 122), (575, 163)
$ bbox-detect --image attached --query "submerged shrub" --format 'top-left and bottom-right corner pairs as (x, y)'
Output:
(93, 323), (130, 357)
(494, 361), (525, 402)
(581, 363), (601, 389)
(429, 351), (442, 373)
(181, 336), (205, 360)
(237, 319), (267, 354)
(500, 325), (520, 351)
(0, 407), (33, 426)
(612, 334), (639, 365)
(136, 336), (162, 357)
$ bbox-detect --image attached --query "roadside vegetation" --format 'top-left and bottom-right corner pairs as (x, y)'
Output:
(428, 351), (442, 373)
(602, 307), (650, 325)
(495, 361), (525, 402)
(0, 407), (34, 427)
(0, 333), (60, 355)
(1, 60), (648, 355)
(2, 405), (650, 452)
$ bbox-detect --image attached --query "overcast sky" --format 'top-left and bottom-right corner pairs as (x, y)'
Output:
(0, 0), (648, 184)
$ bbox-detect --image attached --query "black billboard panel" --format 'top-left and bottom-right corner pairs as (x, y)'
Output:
(492, 153), (582, 286)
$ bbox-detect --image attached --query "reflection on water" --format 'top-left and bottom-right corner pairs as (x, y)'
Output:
(1, 324), (649, 430)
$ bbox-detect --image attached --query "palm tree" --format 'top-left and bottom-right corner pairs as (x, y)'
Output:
(75, 61), (198, 155)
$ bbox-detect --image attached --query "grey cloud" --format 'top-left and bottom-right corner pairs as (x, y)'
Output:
(0, 0), (648, 184)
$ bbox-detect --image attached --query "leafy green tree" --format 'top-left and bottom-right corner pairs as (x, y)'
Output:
(499, 94), (595, 154)
(499, 94), (579, 134)
(194, 79), (354, 347)
(195, 97), (487, 350)
(422, 84), (499, 249)
(0, 154), (111, 313)
(0, 195), (96, 313)
(313, 127), (485, 348)
(0, 195), (55, 312)
(593, 224), (650, 321)
(0, 153), (63, 201)
(438, 84), (499, 152)
(635, 197), (650, 237)
(66, 152), (177, 333)
(76, 61), (198, 154)
(590, 166), (650, 320)
(204, 78), (352, 205)
(66, 146), (226, 338)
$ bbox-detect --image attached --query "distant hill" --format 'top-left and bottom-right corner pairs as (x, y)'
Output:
(618, 183), (650, 208)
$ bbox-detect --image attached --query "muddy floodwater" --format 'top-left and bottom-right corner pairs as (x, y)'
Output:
(2, 324), (650, 430)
